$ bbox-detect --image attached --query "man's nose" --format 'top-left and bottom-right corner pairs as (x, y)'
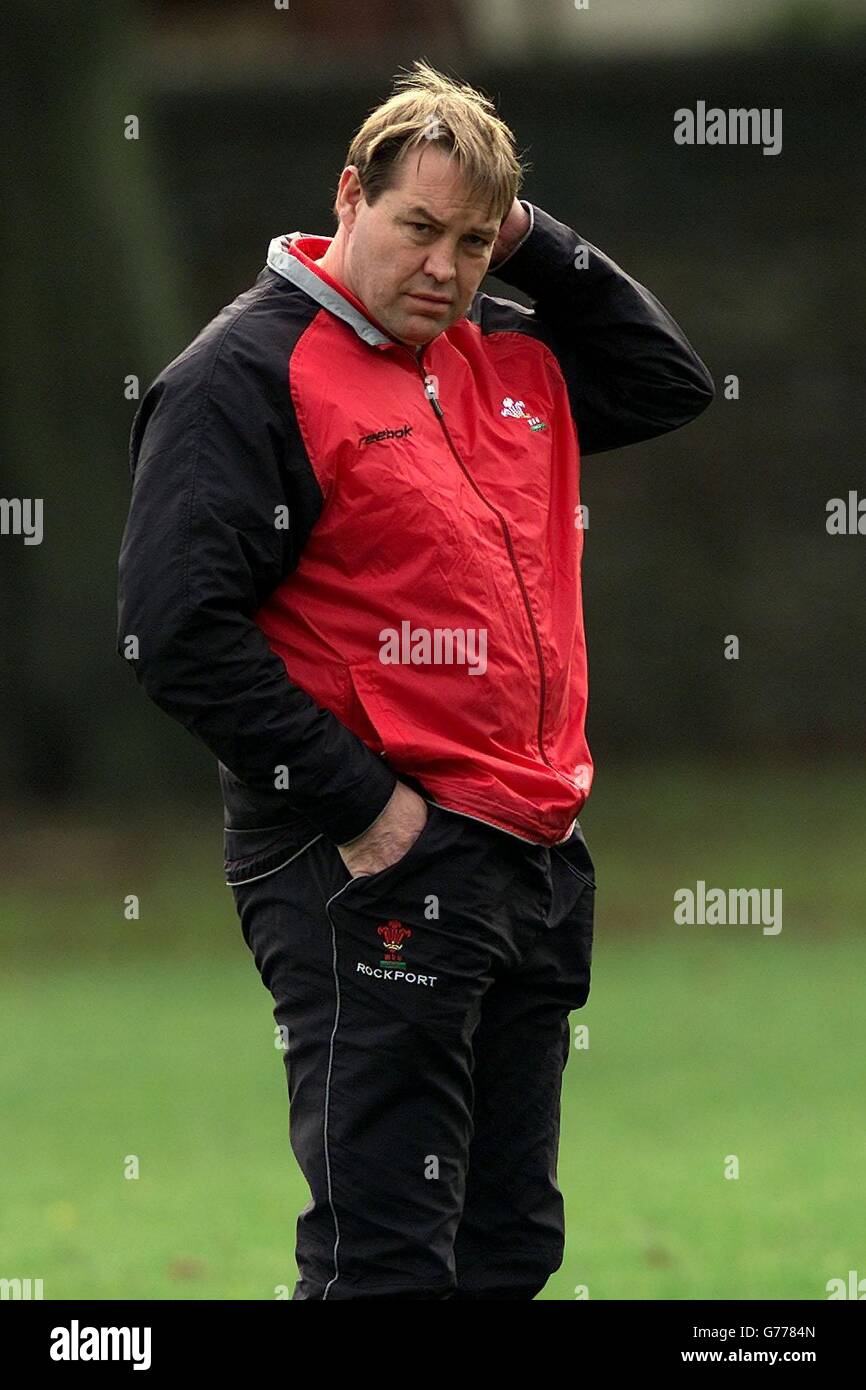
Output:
(423, 242), (457, 284)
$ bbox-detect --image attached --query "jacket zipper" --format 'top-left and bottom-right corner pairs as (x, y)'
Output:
(412, 347), (555, 772)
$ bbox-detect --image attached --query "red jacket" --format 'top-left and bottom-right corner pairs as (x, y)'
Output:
(118, 201), (714, 851)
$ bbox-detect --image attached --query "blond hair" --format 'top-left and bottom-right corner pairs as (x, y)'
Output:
(336, 60), (528, 227)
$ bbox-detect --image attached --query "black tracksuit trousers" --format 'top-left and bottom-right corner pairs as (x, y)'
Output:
(226, 795), (596, 1301)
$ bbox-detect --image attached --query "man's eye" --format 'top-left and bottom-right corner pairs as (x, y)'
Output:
(466, 235), (490, 248)
(409, 222), (431, 233)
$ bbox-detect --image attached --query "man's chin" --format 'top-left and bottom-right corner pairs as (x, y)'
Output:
(390, 319), (446, 349)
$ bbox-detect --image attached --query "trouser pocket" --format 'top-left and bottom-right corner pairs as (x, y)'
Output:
(546, 823), (595, 1010)
(550, 822), (596, 890)
(330, 798), (444, 908)
(224, 820), (323, 887)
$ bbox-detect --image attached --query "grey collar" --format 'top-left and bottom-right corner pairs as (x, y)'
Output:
(266, 234), (394, 348)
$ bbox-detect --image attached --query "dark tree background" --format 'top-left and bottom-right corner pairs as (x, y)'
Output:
(2, 1), (863, 814)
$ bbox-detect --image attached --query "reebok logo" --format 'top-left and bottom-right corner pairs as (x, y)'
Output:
(359, 424), (413, 447)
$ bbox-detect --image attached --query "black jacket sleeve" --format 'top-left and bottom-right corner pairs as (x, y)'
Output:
(116, 323), (397, 844)
(483, 200), (715, 454)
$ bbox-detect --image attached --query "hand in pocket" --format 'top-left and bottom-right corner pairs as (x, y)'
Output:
(337, 781), (430, 879)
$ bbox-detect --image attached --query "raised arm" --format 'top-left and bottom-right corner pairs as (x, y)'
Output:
(482, 198), (715, 455)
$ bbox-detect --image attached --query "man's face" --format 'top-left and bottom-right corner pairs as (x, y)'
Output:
(331, 145), (501, 348)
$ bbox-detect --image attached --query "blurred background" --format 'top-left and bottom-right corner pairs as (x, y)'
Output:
(2, 0), (864, 1300)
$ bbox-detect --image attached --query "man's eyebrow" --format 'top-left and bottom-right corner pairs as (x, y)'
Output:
(404, 204), (498, 238)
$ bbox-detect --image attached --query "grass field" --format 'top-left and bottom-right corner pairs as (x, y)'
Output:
(1, 761), (864, 1300)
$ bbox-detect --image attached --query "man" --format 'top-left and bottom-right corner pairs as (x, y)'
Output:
(117, 61), (713, 1300)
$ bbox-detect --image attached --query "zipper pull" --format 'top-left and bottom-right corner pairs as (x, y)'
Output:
(423, 372), (444, 418)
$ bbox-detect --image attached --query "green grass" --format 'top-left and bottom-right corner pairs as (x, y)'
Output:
(553, 932), (866, 1299)
(1, 761), (864, 1299)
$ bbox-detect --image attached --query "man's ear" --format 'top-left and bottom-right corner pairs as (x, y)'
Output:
(336, 165), (365, 231)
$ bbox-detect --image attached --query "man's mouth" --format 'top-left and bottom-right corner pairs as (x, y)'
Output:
(406, 293), (451, 309)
